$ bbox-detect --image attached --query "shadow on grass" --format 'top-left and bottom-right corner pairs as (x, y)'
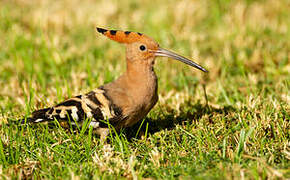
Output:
(123, 101), (236, 140)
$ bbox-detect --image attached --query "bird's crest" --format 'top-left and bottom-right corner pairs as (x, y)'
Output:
(96, 27), (153, 44)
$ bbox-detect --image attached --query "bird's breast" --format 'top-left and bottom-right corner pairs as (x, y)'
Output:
(108, 67), (159, 128)
(122, 77), (158, 127)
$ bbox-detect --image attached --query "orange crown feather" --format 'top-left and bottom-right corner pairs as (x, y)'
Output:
(96, 27), (152, 44)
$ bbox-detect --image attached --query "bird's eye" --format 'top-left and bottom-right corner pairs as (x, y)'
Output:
(139, 45), (146, 51)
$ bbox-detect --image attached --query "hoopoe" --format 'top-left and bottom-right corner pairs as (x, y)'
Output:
(21, 27), (208, 140)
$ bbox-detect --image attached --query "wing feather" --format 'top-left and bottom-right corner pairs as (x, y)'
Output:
(21, 88), (123, 129)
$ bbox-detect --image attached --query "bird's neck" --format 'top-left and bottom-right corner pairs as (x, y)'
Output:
(124, 59), (158, 94)
(103, 58), (158, 98)
(102, 58), (159, 127)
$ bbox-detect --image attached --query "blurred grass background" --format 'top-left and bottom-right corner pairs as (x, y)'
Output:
(0, 0), (289, 179)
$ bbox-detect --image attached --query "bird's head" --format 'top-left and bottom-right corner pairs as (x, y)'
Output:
(96, 27), (208, 72)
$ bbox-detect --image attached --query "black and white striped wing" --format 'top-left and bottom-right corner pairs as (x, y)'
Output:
(23, 88), (122, 128)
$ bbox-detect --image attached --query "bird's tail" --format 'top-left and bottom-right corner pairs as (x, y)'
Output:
(21, 108), (52, 124)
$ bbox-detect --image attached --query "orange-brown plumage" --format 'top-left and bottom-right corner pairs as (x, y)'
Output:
(21, 27), (208, 140)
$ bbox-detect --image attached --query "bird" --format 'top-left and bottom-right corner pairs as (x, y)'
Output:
(20, 27), (208, 140)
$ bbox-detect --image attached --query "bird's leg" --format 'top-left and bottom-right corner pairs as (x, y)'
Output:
(93, 128), (110, 143)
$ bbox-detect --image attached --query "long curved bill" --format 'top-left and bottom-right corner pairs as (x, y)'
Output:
(154, 48), (208, 72)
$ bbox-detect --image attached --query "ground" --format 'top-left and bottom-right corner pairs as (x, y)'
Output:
(0, 0), (289, 179)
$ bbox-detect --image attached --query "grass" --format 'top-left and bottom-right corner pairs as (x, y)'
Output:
(0, 0), (289, 179)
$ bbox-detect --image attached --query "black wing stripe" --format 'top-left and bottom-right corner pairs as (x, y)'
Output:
(110, 104), (122, 116)
(99, 88), (123, 117)
(55, 100), (85, 120)
(86, 91), (102, 106)
(87, 104), (104, 120)
(48, 108), (54, 114)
